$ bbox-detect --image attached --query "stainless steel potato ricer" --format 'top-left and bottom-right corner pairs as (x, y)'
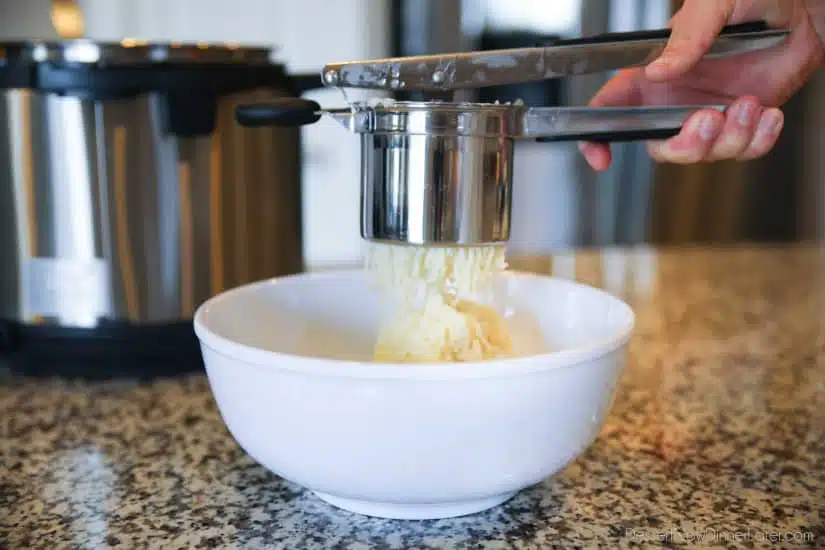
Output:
(236, 22), (788, 246)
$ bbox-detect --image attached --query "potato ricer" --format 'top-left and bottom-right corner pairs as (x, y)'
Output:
(236, 22), (788, 246)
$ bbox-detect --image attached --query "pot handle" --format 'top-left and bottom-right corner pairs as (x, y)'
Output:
(237, 72), (325, 127)
(236, 98), (322, 127)
(290, 72), (325, 95)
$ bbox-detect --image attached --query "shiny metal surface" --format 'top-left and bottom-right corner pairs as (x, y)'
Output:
(337, 101), (714, 245)
(328, 101), (722, 138)
(360, 132), (512, 244)
(357, 104), (514, 244)
(0, 39), (275, 66)
(321, 28), (788, 91)
(520, 105), (726, 138)
(334, 100), (520, 136)
(0, 88), (303, 328)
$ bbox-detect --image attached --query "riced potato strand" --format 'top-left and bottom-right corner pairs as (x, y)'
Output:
(364, 241), (514, 363)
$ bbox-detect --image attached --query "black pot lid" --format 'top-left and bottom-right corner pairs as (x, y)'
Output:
(0, 39), (328, 98)
(0, 39), (278, 67)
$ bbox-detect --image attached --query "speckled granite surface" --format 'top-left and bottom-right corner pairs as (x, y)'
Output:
(2, 246), (825, 549)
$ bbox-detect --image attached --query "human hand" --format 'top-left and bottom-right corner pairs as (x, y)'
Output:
(580, 0), (825, 171)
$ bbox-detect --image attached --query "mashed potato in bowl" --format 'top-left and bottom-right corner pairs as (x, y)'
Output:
(373, 294), (514, 362)
(192, 262), (635, 520)
(364, 241), (516, 363)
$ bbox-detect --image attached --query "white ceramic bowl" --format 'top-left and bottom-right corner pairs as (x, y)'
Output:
(193, 270), (634, 520)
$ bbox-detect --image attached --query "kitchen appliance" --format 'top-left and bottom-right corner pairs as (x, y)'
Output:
(0, 40), (321, 378)
(240, 100), (724, 245)
(235, 22), (788, 246)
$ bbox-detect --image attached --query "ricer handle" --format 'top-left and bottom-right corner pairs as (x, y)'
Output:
(542, 21), (772, 47)
(524, 105), (727, 143)
(236, 99), (323, 127)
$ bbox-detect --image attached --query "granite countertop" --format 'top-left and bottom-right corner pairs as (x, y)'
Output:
(2, 245), (825, 549)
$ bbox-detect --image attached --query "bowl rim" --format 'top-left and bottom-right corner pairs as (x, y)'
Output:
(192, 269), (635, 380)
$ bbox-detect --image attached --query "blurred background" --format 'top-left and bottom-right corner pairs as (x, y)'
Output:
(2, 0), (824, 377)
(2, 0), (824, 268)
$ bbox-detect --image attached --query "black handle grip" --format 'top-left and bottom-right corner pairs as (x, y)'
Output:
(544, 20), (769, 47)
(290, 73), (325, 95)
(536, 127), (681, 143)
(235, 98), (322, 127)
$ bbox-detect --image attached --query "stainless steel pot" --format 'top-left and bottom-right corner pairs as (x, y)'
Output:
(0, 40), (320, 378)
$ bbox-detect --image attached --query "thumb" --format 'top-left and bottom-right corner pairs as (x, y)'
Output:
(645, 0), (735, 81)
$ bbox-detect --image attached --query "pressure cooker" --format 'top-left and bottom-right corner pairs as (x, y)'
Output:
(0, 40), (321, 378)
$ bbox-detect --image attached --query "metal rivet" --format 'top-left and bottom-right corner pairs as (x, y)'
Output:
(323, 69), (339, 85)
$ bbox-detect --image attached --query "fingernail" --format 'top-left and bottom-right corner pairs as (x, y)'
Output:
(736, 101), (757, 126)
(695, 114), (716, 141)
(758, 111), (783, 134)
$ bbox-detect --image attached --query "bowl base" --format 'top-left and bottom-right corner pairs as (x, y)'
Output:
(312, 490), (518, 520)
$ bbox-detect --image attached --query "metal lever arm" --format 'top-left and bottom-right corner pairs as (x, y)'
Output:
(321, 21), (788, 92)
(523, 106), (727, 142)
